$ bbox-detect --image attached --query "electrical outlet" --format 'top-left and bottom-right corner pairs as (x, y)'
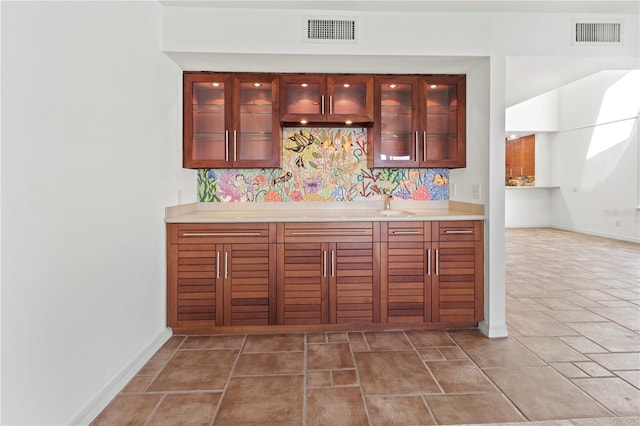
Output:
(472, 184), (481, 200)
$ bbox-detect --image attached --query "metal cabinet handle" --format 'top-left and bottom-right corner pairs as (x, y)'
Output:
(216, 251), (220, 279)
(321, 95), (325, 115)
(423, 131), (427, 162)
(323, 250), (328, 277)
(329, 95), (333, 115)
(331, 249), (335, 277)
(182, 232), (263, 237)
(224, 251), (229, 279)
(290, 231), (368, 236)
(391, 230), (421, 235)
(233, 130), (237, 162)
(225, 130), (229, 162)
(415, 131), (419, 162)
(435, 248), (439, 276)
(427, 248), (431, 276)
(443, 230), (473, 234)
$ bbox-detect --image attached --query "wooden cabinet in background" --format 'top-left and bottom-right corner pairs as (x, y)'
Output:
(373, 75), (466, 168)
(166, 223), (276, 332)
(431, 221), (483, 323)
(506, 134), (535, 178)
(183, 72), (281, 169)
(277, 222), (379, 325)
(280, 74), (374, 125)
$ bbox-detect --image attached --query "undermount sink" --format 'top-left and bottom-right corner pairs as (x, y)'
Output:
(377, 210), (414, 217)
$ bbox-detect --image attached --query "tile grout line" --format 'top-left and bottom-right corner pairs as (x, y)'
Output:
(208, 334), (248, 426)
(347, 331), (375, 426)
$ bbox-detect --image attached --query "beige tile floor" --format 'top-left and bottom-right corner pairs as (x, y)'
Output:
(93, 228), (640, 425)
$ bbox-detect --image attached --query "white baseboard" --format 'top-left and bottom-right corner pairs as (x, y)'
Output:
(70, 327), (173, 425)
(550, 225), (640, 244)
(478, 320), (508, 338)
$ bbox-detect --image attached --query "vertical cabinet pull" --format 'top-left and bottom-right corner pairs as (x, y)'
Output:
(216, 251), (220, 279)
(427, 248), (431, 276)
(331, 250), (335, 277)
(323, 250), (328, 277)
(329, 95), (333, 115)
(233, 130), (237, 162)
(415, 131), (419, 162)
(435, 249), (439, 276)
(224, 252), (229, 279)
(224, 130), (229, 162)
(321, 95), (325, 115)
(423, 131), (427, 162)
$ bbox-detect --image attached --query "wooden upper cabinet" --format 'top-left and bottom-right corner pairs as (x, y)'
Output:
(373, 76), (420, 167)
(183, 72), (281, 169)
(505, 134), (535, 178)
(373, 75), (466, 168)
(280, 74), (374, 126)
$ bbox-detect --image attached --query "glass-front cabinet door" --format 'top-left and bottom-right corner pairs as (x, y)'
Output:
(183, 72), (281, 169)
(421, 75), (466, 168)
(234, 74), (280, 168)
(373, 76), (419, 167)
(280, 74), (373, 125)
(184, 73), (233, 168)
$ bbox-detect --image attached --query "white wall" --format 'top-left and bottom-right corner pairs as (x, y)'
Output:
(551, 71), (639, 242)
(1, 2), (181, 424)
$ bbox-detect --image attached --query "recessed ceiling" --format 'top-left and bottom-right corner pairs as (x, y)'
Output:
(161, 1), (639, 14)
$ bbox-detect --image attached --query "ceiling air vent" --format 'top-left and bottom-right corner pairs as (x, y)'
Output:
(306, 18), (357, 42)
(573, 20), (623, 45)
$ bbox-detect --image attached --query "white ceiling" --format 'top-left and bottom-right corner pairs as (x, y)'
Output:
(161, 1), (639, 14)
(162, 1), (640, 107)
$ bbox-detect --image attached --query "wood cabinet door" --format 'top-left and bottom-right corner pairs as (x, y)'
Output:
(183, 73), (234, 168)
(420, 75), (466, 168)
(233, 73), (281, 168)
(431, 221), (483, 323)
(223, 242), (276, 326)
(326, 74), (374, 124)
(167, 223), (275, 332)
(279, 74), (327, 124)
(330, 240), (377, 324)
(521, 134), (535, 176)
(380, 222), (432, 323)
(373, 75), (420, 167)
(184, 72), (281, 169)
(278, 222), (376, 325)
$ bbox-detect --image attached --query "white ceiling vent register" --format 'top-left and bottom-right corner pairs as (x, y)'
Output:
(306, 18), (357, 42)
(573, 20), (623, 45)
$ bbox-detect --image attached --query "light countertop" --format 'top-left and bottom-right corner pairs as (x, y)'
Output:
(165, 200), (485, 223)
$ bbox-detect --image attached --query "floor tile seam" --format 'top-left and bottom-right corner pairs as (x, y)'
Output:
(208, 334), (247, 426)
(306, 383), (360, 389)
(417, 394), (439, 425)
(128, 390), (224, 395)
(402, 330), (447, 395)
(240, 349), (305, 354)
(565, 318), (640, 336)
(301, 331), (309, 426)
(140, 393), (168, 426)
(346, 330), (374, 426)
(566, 378), (624, 418)
(232, 372), (306, 378)
(142, 336), (189, 391)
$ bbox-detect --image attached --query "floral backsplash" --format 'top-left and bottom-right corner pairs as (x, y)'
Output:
(197, 128), (449, 202)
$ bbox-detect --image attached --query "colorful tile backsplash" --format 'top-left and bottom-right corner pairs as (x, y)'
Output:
(197, 128), (449, 202)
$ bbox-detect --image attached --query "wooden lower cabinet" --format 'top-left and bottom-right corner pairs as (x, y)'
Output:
(166, 223), (276, 332)
(166, 219), (483, 332)
(432, 221), (484, 323)
(277, 222), (379, 325)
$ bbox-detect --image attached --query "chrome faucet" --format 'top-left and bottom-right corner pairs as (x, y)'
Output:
(382, 194), (392, 211)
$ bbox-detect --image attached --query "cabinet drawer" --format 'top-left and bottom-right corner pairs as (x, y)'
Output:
(435, 221), (482, 242)
(280, 222), (374, 243)
(174, 223), (273, 244)
(384, 221), (430, 242)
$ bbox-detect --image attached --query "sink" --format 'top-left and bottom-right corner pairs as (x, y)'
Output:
(377, 210), (414, 217)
